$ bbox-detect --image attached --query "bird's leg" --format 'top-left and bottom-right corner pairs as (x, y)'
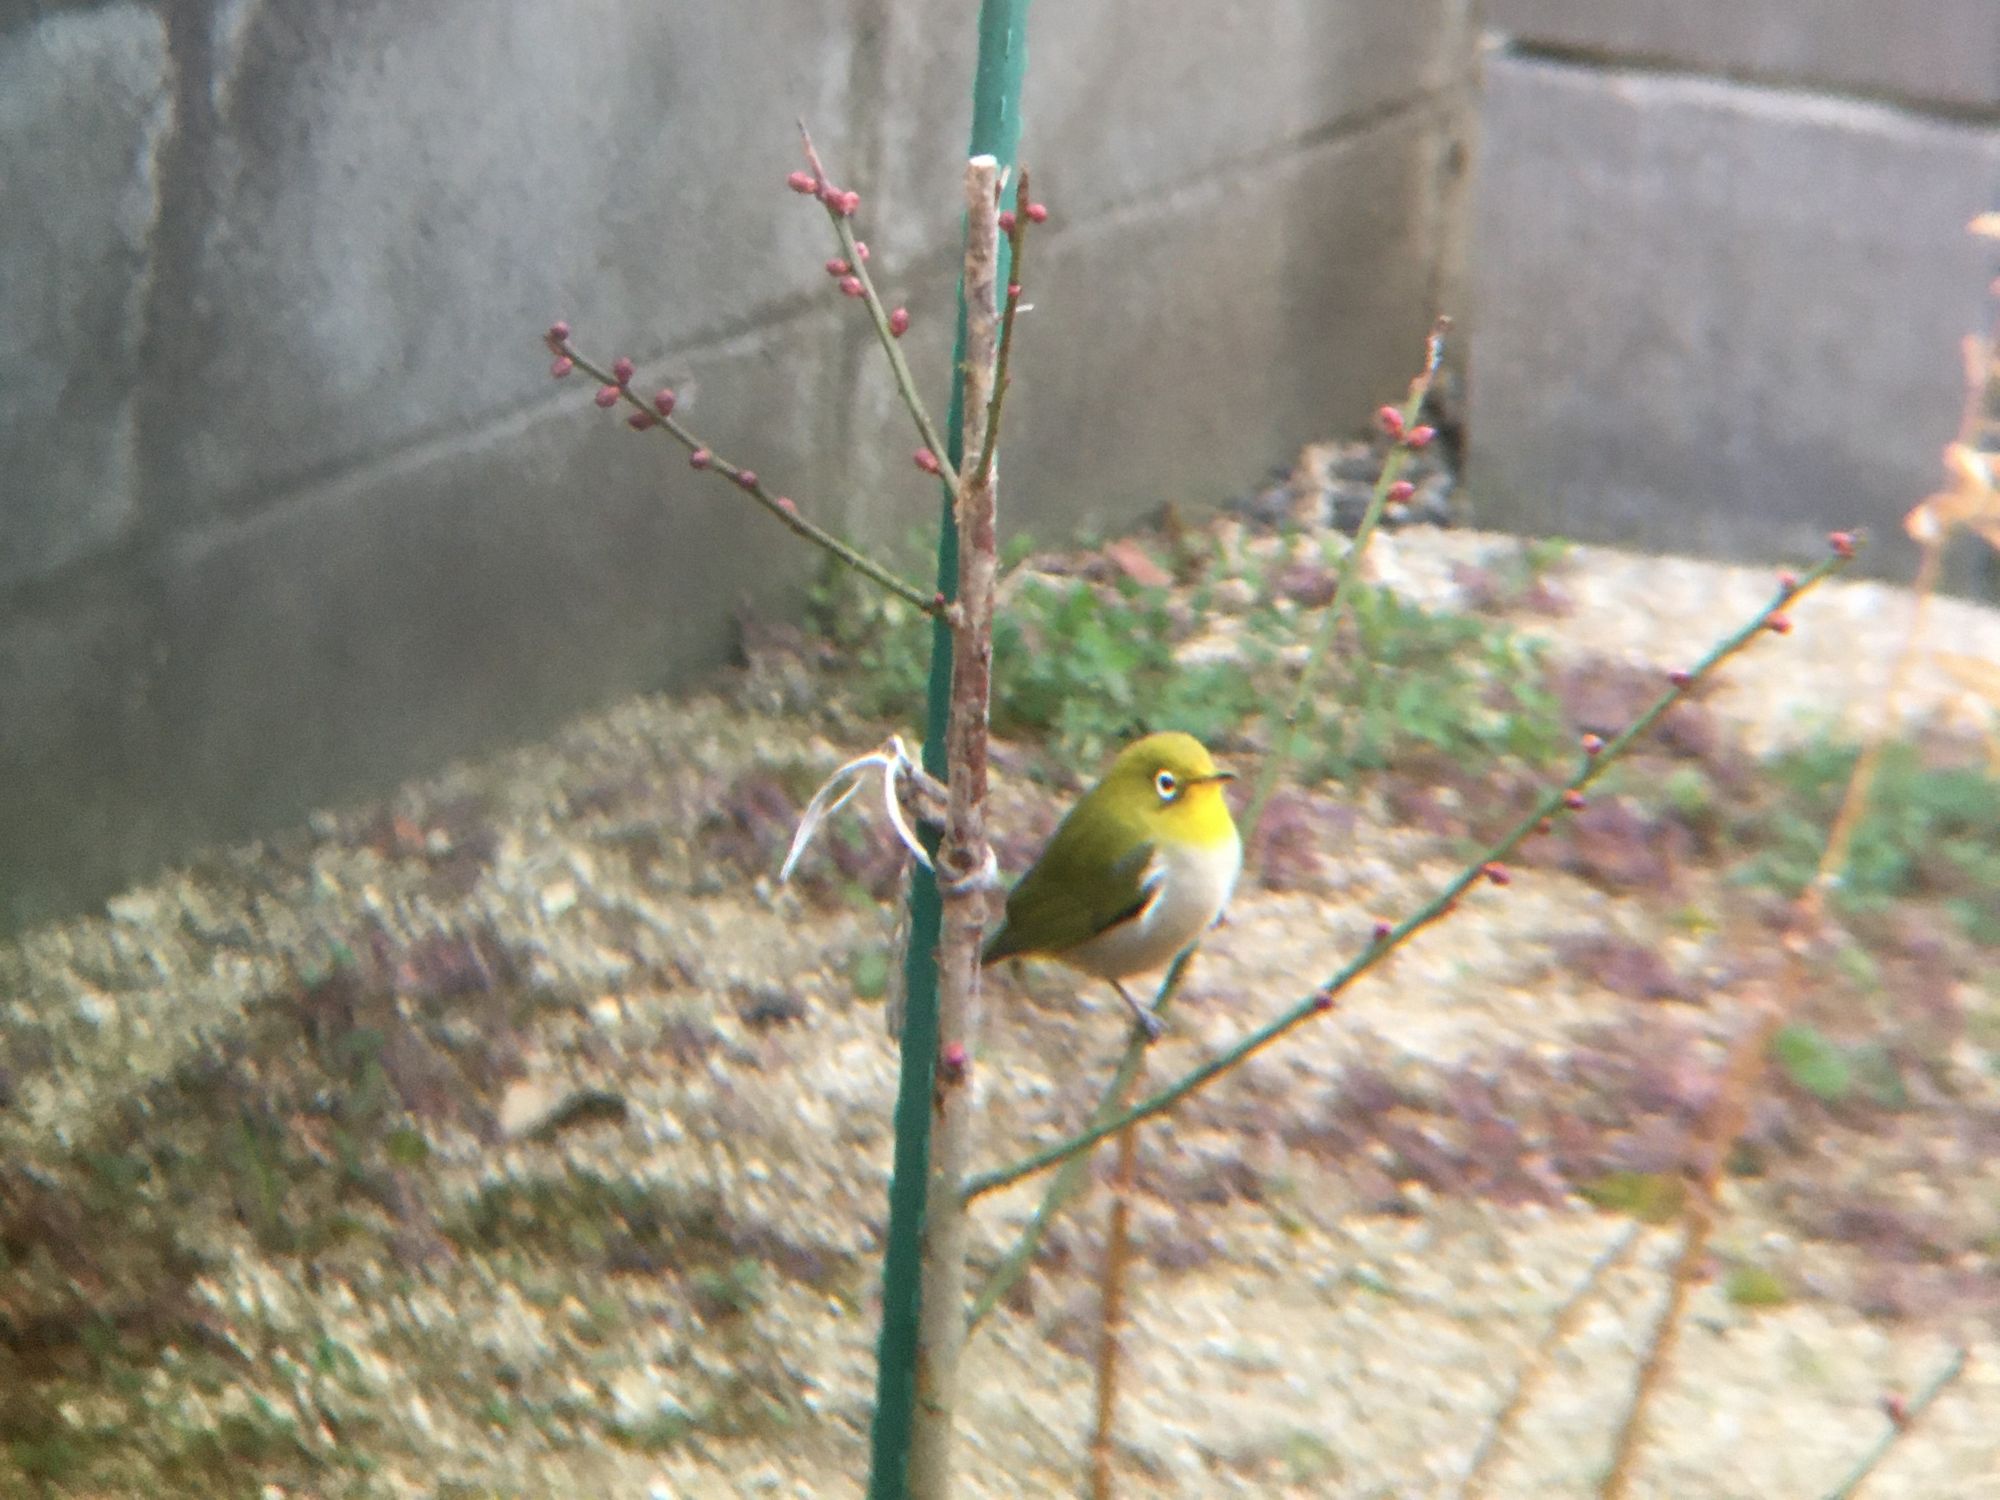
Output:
(1110, 981), (1164, 1042)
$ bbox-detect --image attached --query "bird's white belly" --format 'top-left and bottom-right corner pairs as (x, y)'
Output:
(1065, 833), (1242, 980)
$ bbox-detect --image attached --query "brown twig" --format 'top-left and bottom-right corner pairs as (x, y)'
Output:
(1598, 994), (1779, 1500)
(904, 154), (1005, 1500)
(1088, 1110), (1141, 1500)
(965, 1031), (1149, 1329)
(973, 169), (1033, 495)
(550, 339), (940, 615)
(1820, 1345), (1971, 1500)
(1457, 1222), (1645, 1500)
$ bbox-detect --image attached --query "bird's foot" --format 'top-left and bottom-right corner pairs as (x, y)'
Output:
(1112, 981), (1165, 1043)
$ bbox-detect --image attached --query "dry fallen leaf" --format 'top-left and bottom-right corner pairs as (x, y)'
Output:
(1102, 536), (1173, 588)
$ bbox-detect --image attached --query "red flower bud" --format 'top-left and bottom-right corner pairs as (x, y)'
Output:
(653, 389), (676, 417)
(689, 448), (711, 469)
(914, 448), (941, 475)
(1767, 613), (1793, 634)
(997, 210), (1017, 232)
(594, 385), (620, 409)
(1828, 530), (1856, 558)
(1581, 733), (1605, 755)
(546, 320), (571, 344)
(787, 171), (817, 195)
(888, 307), (911, 337)
(838, 275), (865, 298)
(1371, 920), (1393, 944)
(734, 469), (757, 490)
(775, 496), (797, 515)
(853, 241), (870, 261)
(627, 411), (655, 430)
(1026, 202), (1048, 223)
(1776, 569), (1798, 593)
(1377, 405), (1405, 438)
(834, 190), (861, 216)
(1311, 990), (1334, 1012)
(612, 356), (635, 385)
(1484, 862), (1511, 886)
(826, 257), (850, 276)
(1387, 480), (1416, 504)
(1668, 668), (1693, 688)
(549, 356), (575, 379)
(1563, 789), (1587, 811)
(1007, 283), (1022, 299)
(1405, 424), (1437, 449)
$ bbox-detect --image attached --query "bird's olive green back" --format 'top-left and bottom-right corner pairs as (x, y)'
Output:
(981, 794), (1156, 962)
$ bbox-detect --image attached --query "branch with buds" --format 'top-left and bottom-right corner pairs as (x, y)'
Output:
(963, 532), (1862, 1205)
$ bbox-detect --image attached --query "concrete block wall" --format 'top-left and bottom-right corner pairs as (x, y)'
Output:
(1, 2), (1480, 931)
(1469, 4), (2000, 575)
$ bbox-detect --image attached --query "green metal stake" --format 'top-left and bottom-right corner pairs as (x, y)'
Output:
(867, 3), (1030, 1497)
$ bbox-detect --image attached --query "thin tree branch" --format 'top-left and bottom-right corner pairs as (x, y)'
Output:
(554, 340), (941, 615)
(973, 168), (1032, 495)
(799, 124), (961, 486)
(1457, 1223), (1646, 1500)
(1088, 1117), (1141, 1500)
(962, 541), (1861, 1204)
(1820, 1345), (1971, 1500)
(1240, 316), (1451, 852)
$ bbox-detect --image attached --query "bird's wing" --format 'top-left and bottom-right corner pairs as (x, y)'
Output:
(983, 828), (1160, 962)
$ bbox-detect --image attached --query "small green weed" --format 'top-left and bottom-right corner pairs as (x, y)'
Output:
(810, 532), (1567, 778)
(1736, 739), (2000, 941)
(1294, 579), (1564, 777)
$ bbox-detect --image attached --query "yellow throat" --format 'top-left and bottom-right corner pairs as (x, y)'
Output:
(982, 732), (1243, 985)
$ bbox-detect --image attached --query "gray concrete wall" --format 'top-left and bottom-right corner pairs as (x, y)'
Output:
(0, 2), (1481, 931)
(1469, 5), (2000, 576)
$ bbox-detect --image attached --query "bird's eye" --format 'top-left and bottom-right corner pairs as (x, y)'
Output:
(1154, 770), (1178, 800)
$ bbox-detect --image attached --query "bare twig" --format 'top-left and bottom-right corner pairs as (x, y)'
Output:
(1241, 316), (1452, 852)
(966, 1037), (1149, 1328)
(798, 124), (961, 484)
(552, 338), (940, 614)
(1599, 997), (1777, 1500)
(905, 154), (1005, 1500)
(1088, 1115), (1141, 1500)
(963, 540), (1860, 1204)
(1820, 1345), (1971, 1500)
(973, 169), (1033, 495)
(1457, 1223), (1646, 1500)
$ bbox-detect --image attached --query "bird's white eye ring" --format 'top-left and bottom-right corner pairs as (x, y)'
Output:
(1154, 770), (1178, 800)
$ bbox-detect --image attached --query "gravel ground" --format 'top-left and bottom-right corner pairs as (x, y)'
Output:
(1, 525), (1997, 1499)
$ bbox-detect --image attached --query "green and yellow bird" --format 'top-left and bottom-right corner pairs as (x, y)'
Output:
(982, 732), (1242, 1037)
